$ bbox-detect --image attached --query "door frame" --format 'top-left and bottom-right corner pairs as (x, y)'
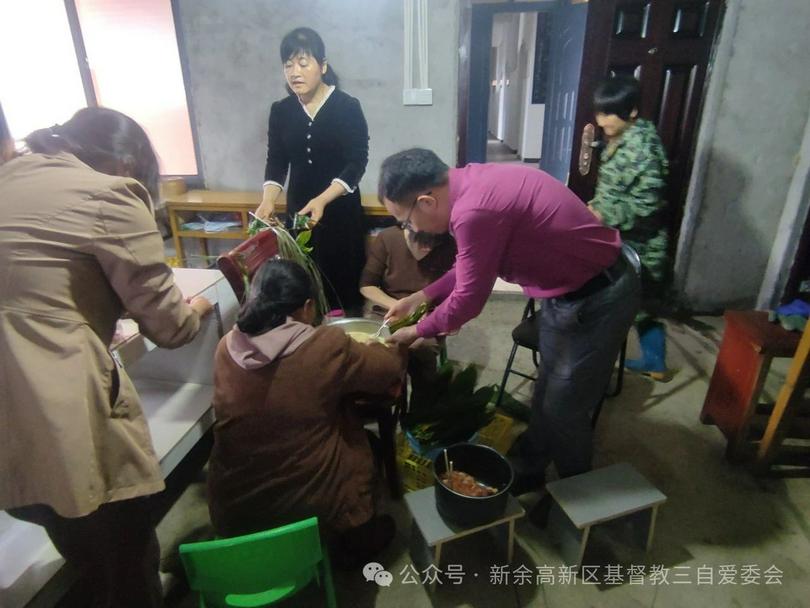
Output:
(456, 0), (558, 166)
(672, 0), (733, 295)
(756, 109), (810, 308)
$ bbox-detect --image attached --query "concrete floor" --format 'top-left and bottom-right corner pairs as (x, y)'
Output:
(158, 295), (810, 608)
(486, 138), (526, 165)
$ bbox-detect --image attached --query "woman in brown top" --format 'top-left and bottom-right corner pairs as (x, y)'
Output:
(0, 108), (212, 607)
(208, 259), (405, 564)
(360, 226), (456, 392)
(360, 226), (456, 316)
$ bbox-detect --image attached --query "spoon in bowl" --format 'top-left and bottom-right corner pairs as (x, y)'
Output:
(373, 319), (390, 340)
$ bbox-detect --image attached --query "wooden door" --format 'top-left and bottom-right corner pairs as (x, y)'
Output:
(566, 0), (724, 238)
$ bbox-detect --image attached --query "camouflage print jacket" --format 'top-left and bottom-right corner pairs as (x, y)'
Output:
(591, 118), (669, 282)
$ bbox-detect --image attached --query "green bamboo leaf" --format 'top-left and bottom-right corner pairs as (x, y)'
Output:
(253, 221), (330, 317)
(450, 364), (478, 397)
(389, 302), (429, 333)
(474, 385), (496, 404)
(404, 360), (501, 448)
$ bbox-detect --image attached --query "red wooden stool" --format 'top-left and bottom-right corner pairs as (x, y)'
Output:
(701, 311), (801, 460)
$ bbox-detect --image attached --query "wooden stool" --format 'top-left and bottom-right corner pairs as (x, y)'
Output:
(546, 463), (666, 566)
(405, 486), (525, 590)
(700, 311), (800, 460)
(756, 322), (810, 474)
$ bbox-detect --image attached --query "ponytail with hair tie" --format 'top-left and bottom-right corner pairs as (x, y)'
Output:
(237, 298), (285, 335)
(235, 259), (315, 337)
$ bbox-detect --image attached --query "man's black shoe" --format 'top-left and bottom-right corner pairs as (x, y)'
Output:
(509, 472), (545, 496)
(527, 493), (554, 529)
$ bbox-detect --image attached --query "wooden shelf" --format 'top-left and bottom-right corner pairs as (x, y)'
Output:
(165, 190), (392, 267)
(164, 190), (262, 207)
(166, 192), (259, 267)
(273, 192), (389, 217)
(173, 230), (246, 239)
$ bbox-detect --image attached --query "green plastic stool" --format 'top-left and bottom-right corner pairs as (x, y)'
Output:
(179, 517), (337, 608)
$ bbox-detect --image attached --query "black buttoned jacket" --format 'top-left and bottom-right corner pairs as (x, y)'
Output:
(264, 89), (369, 309)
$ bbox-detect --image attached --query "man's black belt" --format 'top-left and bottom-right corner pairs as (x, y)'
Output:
(561, 253), (629, 301)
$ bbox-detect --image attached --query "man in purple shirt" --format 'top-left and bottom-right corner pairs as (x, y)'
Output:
(380, 148), (640, 493)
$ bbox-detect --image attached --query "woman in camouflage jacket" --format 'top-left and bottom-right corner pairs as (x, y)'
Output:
(589, 75), (671, 380)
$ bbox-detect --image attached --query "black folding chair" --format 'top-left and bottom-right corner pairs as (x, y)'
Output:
(495, 299), (627, 427)
(496, 245), (641, 427)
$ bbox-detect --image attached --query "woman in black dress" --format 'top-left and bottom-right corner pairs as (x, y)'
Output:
(256, 27), (368, 314)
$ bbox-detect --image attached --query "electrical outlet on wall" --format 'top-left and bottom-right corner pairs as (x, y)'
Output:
(403, 88), (433, 105)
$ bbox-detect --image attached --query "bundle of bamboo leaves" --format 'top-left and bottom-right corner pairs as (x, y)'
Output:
(389, 302), (429, 333)
(403, 361), (497, 449)
(246, 216), (330, 316)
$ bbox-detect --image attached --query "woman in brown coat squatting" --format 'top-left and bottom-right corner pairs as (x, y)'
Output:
(207, 259), (405, 564)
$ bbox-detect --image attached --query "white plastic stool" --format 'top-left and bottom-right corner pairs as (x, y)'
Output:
(405, 486), (525, 590)
(546, 463), (667, 565)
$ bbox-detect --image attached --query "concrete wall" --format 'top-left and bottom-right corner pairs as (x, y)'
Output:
(175, 0), (459, 193)
(676, 0), (810, 310)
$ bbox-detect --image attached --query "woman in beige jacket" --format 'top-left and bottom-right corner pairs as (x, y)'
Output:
(0, 108), (211, 607)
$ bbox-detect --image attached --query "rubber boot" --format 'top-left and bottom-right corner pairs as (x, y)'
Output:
(625, 321), (672, 381)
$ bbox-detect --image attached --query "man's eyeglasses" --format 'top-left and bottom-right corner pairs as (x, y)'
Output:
(398, 191), (430, 232)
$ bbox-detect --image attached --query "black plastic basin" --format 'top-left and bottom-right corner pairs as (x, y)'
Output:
(433, 443), (514, 527)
